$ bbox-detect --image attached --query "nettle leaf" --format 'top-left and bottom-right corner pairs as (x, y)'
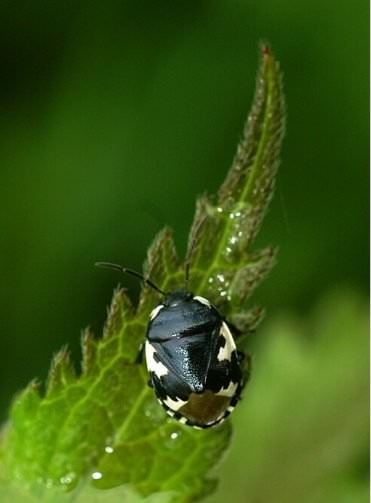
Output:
(0, 44), (285, 502)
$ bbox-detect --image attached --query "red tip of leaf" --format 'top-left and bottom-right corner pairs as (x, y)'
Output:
(261, 43), (270, 57)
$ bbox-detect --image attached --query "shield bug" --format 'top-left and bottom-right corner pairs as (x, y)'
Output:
(96, 234), (246, 428)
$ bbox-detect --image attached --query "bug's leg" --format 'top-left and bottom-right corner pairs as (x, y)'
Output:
(135, 342), (145, 364)
(237, 350), (245, 363)
(241, 353), (252, 384)
(147, 376), (154, 388)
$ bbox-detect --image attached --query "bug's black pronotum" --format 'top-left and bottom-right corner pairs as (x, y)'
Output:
(96, 229), (246, 429)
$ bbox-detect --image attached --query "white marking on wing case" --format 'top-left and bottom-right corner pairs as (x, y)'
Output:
(145, 341), (169, 377)
(149, 304), (164, 321)
(217, 322), (236, 362)
(163, 395), (187, 411)
(194, 296), (211, 308)
(215, 381), (238, 397)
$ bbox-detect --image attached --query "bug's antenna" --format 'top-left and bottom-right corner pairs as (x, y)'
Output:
(95, 262), (166, 296)
(184, 215), (208, 291)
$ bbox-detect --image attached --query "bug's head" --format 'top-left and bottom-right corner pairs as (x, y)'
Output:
(164, 289), (193, 307)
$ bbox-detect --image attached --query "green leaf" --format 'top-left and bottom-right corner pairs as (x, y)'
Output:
(0, 44), (285, 502)
(0, 482), (175, 503)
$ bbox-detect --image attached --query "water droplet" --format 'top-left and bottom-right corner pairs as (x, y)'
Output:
(145, 408), (153, 418)
(92, 471), (103, 480)
(219, 203), (255, 261)
(60, 472), (76, 487)
(45, 478), (54, 489)
(164, 429), (182, 448)
(207, 271), (232, 302)
(105, 446), (114, 454)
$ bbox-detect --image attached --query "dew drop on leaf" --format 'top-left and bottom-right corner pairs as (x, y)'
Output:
(59, 472), (76, 487)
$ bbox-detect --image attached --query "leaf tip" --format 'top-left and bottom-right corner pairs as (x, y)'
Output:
(81, 326), (98, 375)
(46, 346), (76, 396)
(260, 41), (271, 57)
(103, 287), (133, 339)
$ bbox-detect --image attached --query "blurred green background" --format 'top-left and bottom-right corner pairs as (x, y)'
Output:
(0, 1), (368, 501)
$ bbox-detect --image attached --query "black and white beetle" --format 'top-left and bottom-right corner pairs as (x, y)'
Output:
(96, 241), (245, 429)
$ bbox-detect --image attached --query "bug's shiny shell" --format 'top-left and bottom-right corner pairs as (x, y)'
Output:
(145, 290), (243, 428)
